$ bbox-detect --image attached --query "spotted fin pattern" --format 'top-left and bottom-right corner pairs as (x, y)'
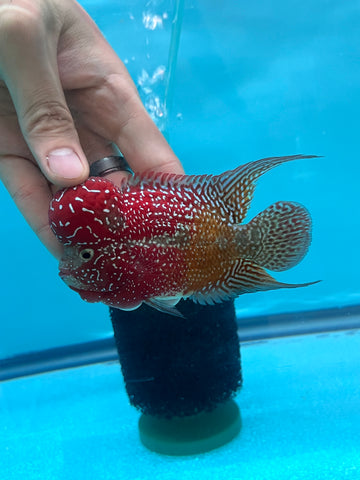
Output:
(238, 201), (312, 272)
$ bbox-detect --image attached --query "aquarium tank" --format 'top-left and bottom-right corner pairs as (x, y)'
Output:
(1, 0), (360, 478)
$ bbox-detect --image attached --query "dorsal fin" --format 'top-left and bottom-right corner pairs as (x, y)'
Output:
(128, 155), (317, 224)
(128, 170), (213, 191)
(208, 154), (317, 223)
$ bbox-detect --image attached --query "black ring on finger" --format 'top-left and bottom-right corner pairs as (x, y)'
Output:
(89, 155), (132, 177)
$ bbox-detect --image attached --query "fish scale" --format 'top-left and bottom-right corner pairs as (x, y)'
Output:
(49, 154), (319, 317)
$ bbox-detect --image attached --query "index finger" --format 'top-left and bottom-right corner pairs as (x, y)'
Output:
(113, 93), (184, 175)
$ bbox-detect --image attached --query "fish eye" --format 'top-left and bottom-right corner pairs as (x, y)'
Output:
(79, 248), (94, 261)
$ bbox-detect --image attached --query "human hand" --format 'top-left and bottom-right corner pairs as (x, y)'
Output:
(0, 0), (183, 258)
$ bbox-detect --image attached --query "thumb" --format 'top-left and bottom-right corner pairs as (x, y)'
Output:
(20, 89), (90, 186)
(0, 9), (89, 186)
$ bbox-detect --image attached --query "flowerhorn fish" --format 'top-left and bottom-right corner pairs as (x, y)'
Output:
(49, 154), (318, 317)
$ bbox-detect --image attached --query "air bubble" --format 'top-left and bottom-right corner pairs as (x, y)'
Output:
(142, 12), (163, 30)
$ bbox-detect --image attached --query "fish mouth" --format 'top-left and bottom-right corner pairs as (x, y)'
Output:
(59, 272), (88, 291)
(59, 272), (102, 304)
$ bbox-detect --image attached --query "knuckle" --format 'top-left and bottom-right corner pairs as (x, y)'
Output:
(33, 218), (53, 242)
(11, 178), (36, 206)
(0, 4), (42, 41)
(10, 175), (54, 239)
(23, 100), (75, 138)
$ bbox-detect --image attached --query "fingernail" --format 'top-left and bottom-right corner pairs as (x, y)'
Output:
(47, 148), (85, 179)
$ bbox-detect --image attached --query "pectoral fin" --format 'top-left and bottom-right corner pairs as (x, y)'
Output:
(145, 296), (185, 318)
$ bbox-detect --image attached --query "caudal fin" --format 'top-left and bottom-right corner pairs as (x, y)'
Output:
(190, 201), (317, 306)
(242, 201), (312, 272)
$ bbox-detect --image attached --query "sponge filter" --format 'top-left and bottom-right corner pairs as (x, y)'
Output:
(110, 299), (242, 419)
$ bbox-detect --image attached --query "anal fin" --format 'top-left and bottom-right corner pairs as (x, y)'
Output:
(190, 259), (319, 306)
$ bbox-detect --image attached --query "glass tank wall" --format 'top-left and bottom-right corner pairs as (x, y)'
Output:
(0, 0), (359, 360)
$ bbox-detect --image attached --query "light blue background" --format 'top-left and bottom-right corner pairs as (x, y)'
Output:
(1, 0), (359, 358)
(2, 330), (360, 478)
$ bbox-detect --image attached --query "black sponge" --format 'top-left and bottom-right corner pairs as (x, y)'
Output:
(110, 299), (242, 419)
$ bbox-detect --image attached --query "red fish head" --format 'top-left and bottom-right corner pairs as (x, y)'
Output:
(57, 242), (134, 306)
(49, 177), (131, 304)
(57, 239), (181, 312)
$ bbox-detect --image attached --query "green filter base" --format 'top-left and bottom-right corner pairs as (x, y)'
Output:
(138, 400), (241, 456)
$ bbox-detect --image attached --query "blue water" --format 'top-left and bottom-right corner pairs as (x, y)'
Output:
(1, 0), (360, 477)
